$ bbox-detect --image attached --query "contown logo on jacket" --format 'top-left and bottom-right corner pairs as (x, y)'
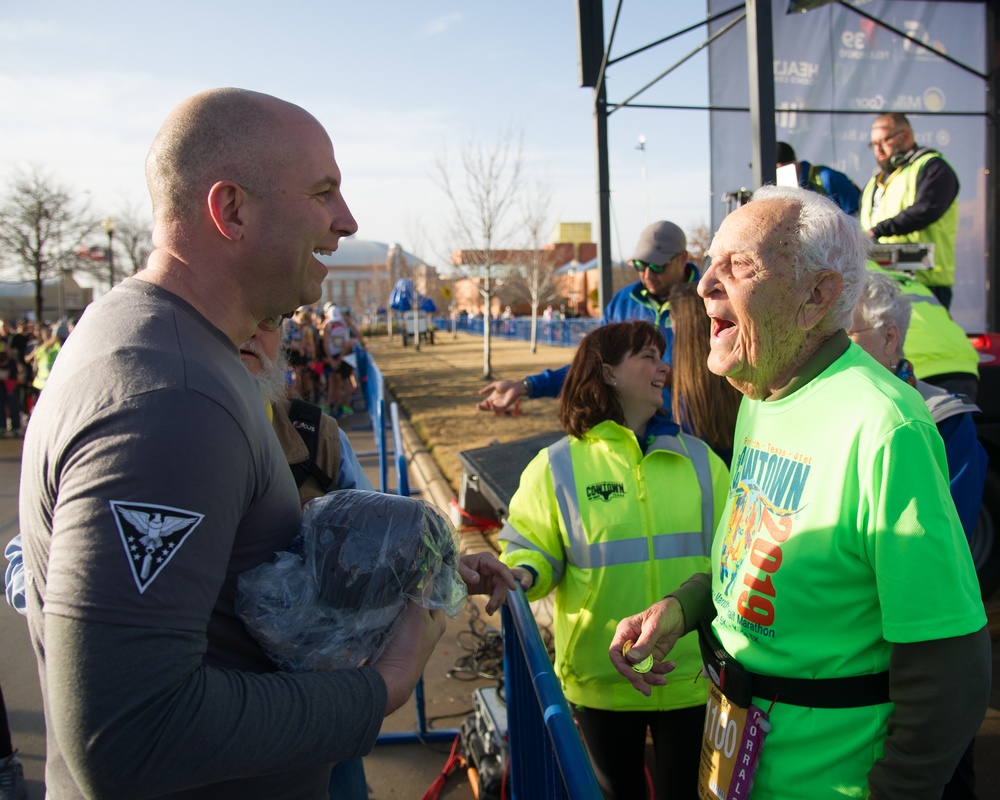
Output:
(586, 482), (626, 502)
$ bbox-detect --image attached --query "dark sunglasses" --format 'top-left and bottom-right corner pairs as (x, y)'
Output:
(258, 312), (294, 332)
(633, 258), (673, 274)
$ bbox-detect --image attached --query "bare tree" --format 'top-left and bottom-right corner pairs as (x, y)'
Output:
(383, 243), (408, 341)
(434, 128), (523, 379)
(403, 218), (428, 287)
(685, 221), (713, 268)
(0, 167), (95, 322)
(509, 179), (559, 353)
(113, 200), (154, 275)
(401, 221), (431, 349)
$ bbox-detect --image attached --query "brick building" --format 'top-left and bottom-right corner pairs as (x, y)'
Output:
(450, 222), (632, 318)
(316, 238), (446, 316)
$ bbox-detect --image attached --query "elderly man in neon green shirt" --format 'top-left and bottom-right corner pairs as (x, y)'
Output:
(610, 185), (988, 800)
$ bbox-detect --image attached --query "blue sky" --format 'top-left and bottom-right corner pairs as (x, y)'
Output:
(0, 1), (714, 270)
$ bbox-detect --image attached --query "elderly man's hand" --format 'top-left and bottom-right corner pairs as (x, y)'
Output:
(458, 552), (529, 614)
(476, 380), (525, 412)
(608, 598), (686, 697)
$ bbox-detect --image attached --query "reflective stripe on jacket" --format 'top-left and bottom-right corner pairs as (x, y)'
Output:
(499, 418), (730, 711)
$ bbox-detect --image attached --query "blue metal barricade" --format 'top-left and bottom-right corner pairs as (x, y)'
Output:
(432, 316), (598, 348)
(364, 353), (602, 784)
(502, 589), (602, 799)
(389, 402), (410, 497)
(369, 358), (456, 744)
(355, 350), (389, 493)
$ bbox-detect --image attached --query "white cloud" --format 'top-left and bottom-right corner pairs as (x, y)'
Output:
(420, 12), (462, 37)
(0, 71), (197, 220)
(0, 19), (57, 41)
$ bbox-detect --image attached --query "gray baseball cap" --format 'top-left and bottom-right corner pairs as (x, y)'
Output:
(630, 220), (687, 265)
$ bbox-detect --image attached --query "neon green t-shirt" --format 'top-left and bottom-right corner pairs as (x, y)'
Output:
(710, 342), (984, 800)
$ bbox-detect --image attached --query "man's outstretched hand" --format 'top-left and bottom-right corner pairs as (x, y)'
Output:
(459, 552), (531, 614)
(476, 380), (525, 412)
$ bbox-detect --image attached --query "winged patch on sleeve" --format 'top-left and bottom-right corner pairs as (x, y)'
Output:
(110, 501), (205, 594)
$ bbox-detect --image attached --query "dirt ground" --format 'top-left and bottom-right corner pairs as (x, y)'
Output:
(365, 330), (573, 492)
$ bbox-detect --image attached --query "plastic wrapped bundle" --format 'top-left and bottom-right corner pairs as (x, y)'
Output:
(237, 489), (467, 672)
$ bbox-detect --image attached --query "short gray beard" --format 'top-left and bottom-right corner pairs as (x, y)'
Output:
(244, 340), (291, 405)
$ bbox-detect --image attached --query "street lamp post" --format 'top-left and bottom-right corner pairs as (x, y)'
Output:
(101, 217), (116, 290)
(568, 257), (579, 317)
(636, 135), (650, 225)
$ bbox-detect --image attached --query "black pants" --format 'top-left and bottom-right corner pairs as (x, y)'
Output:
(0, 684), (13, 759)
(573, 704), (704, 800)
(0, 384), (19, 431)
(941, 740), (978, 800)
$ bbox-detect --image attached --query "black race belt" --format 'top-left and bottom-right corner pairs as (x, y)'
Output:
(698, 622), (891, 709)
(747, 669), (890, 709)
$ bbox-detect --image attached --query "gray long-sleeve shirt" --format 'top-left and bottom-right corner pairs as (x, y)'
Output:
(20, 280), (386, 798)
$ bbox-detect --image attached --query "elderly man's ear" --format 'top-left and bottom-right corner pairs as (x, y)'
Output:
(797, 270), (843, 331)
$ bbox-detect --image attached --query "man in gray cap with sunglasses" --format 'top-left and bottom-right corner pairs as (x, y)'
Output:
(478, 220), (697, 413)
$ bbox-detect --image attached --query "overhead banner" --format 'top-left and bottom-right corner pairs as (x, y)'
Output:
(707, 0), (988, 329)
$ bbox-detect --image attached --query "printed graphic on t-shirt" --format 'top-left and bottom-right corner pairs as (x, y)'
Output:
(110, 501), (204, 594)
(716, 440), (812, 639)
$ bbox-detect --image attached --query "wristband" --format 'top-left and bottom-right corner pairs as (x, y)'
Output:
(521, 378), (533, 398)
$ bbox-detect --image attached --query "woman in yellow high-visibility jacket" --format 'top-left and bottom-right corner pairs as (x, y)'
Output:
(500, 320), (730, 799)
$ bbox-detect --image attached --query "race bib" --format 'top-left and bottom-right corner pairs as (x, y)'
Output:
(698, 681), (771, 800)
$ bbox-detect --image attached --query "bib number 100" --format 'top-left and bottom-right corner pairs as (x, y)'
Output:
(698, 682), (769, 800)
(704, 698), (738, 758)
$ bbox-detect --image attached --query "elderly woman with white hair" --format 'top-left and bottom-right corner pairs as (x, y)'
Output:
(609, 185), (989, 800)
(850, 270), (986, 540)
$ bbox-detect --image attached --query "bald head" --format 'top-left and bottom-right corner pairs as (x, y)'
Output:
(140, 88), (355, 339)
(145, 88), (313, 223)
(873, 112), (911, 133)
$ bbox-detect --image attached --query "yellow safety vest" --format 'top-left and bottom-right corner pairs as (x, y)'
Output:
(867, 263), (978, 379)
(861, 150), (958, 288)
